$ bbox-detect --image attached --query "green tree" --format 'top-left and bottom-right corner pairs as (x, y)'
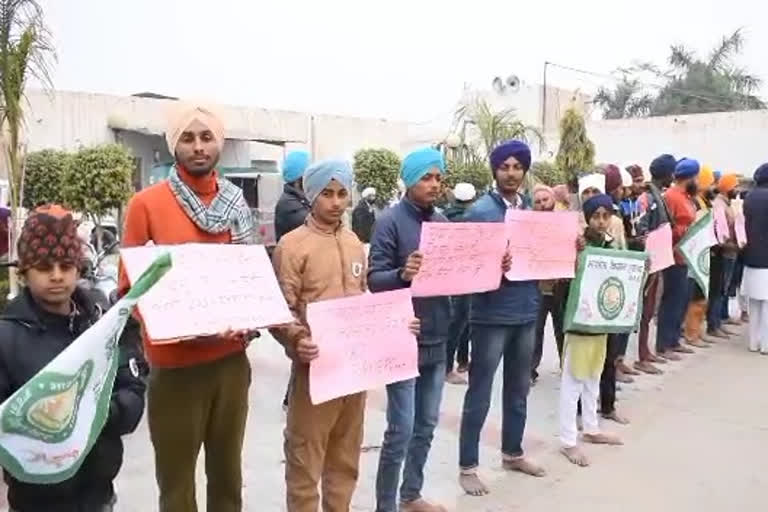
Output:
(454, 97), (543, 159)
(0, 0), (54, 296)
(555, 107), (595, 184)
(22, 149), (70, 208)
(596, 29), (764, 119)
(63, 144), (134, 233)
(353, 148), (401, 206)
(594, 76), (654, 119)
(443, 159), (492, 192)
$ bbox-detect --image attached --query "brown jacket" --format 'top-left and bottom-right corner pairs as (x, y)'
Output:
(270, 215), (367, 352)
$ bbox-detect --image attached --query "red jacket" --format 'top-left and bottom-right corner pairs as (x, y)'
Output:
(663, 185), (697, 264)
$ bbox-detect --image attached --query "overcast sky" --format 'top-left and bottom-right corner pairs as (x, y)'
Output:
(38, 0), (766, 122)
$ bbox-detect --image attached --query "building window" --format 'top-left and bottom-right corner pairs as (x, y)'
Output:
(251, 159), (278, 173)
(132, 157), (143, 192)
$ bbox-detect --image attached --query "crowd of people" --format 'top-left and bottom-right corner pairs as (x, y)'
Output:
(0, 101), (765, 512)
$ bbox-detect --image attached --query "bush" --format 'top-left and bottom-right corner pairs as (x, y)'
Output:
(443, 160), (492, 193)
(530, 161), (568, 187)
(555, 107), (595, 183)
(63, 144), (134, 221)
(23, 150), (72, 208)
(353, 149), (401, 207)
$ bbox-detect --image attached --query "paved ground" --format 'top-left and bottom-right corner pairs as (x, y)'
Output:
(2, 315), (766, 511)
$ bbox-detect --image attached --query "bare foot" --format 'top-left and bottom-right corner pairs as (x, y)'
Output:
(648, 353), (668, 364)
(561, 446), (590, 467)
(686, 339), (709, 348)
(710, 329), (730, 339)
(601, 410), (630, 425)
(502, 457), (546, 477)
(701, 334), (718, 344)
(456, 363), (469, 373)
(659, 350), (682, 361)
(617, 361), (640, 375)
(445, 371), (468, 385)
(401, 498), (448, 511)
(459, 473), (489, 497)
(634, 360), (663, 375)
(616, 370), (634, 383)
(583, 432), (623, 445)
(672, 345), (695, 354)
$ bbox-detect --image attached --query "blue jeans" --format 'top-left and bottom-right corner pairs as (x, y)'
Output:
(375, 362), (445, 511)
(446, 295), (471, 372)
(459, 322), (536, 469)
(656, 264), (691, 352)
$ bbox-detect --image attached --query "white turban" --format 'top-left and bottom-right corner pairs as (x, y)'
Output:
(362, 187), (377, 199)
(453, 182), (476, 202)
(578, 173), (606, 196)
(165, 102), (226, 155)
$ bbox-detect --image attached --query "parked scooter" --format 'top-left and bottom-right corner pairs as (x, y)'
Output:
(79, 240), (119, 309)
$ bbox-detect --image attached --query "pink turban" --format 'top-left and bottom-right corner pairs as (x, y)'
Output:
(533, 184), (555, 200)
(165, 102), (226, 154)
(552, 184), (570, 207)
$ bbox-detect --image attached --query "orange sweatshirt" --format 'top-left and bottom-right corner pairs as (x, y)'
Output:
(118, 167), (243, 368)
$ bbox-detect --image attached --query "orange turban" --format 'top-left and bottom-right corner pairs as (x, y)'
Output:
(718, 173), (739, 194)
(698, 164), (715, 190)
(165, 102), (226, 155)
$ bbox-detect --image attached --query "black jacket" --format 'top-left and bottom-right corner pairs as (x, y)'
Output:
(0, 288), (147, 511)
(351, 200), (376, 243)
(274, 184), (311, 242)
(744, 185), (768, 269)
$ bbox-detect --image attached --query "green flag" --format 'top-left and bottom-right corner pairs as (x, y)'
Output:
(676, 212), (718, 298)
(564, 247), (648, 334)
(0, 253), (171, 484)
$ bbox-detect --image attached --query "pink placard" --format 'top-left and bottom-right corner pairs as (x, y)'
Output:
(410, 222), (507, 297)
(505, 210), (580, 280)
(120, 244), (293, 342)
(308, 289), (418, 405)
(735, 212), (748, 248)
(713, 201), (730, 244)
(645, 223), (675, 273)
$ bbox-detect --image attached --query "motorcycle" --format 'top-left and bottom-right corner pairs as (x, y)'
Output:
(79, 240), (119, 309)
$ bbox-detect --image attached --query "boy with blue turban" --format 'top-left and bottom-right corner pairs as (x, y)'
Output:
(369, 147), (452, 512)
(656, 158), (700, 361)
(458, 140), (546, 497)
(275, 150), (312, 243)
(271, 159), (421, 512)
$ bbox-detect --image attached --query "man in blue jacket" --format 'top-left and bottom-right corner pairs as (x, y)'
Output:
(369, 148), (451, 512)
(459, 140), (546, 497)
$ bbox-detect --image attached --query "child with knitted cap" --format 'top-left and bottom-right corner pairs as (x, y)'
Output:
(559, 194), (624, 468)
(0, 205), (146, 511)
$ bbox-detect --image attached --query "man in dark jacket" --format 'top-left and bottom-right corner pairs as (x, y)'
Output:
(0, 205), (146, 512)
(351, 187), (377, 243)
(275, 150), (312, 242)
(459, 140), (545, 498)
(743, 163), (768, 353)
(369, 148), (451, 512)
(274, 150), (312, 410)
(630, 154), (675, 374)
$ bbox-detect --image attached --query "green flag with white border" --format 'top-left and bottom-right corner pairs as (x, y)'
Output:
(564, 247), (648, 334)
(0, 253), (171, 484)
(676, 212), (718, 298)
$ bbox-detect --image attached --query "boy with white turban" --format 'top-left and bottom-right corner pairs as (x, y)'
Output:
(119, 103), (254, 512)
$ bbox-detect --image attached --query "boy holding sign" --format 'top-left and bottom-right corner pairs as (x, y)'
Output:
(271, 161), (421, 512)
(560, 195), (625, 467)
(0, 206), (147, 511)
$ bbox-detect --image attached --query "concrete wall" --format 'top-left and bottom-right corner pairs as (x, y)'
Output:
(543, 109), (768, 175)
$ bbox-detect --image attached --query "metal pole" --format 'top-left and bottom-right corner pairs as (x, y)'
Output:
(541, 61), (549, 155)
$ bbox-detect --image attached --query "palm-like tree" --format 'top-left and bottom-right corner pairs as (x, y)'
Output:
(0, 0), (54, 294)
(596, 29), (764, 119)
(454, 96), (543, 160)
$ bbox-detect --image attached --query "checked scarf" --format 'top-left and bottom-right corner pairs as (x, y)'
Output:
(168, 165), (255, 244)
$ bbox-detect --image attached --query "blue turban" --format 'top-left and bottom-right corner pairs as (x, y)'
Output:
(674, 158), (700, 179)
(649, 154), (676, 179)
(489, 140), (531, 174)
(283, 151), (311, 183)
(303, 159), (353, 204)
(754, 163), (768, 185)
(583, 193), (614, 221)
(400, 148), (444, 188)
(714, 170), (722, 182)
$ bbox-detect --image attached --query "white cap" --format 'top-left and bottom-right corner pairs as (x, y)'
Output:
(453, 182), (476, 202)
(362, 187), (376, 199)
(620, 168), (633, 187)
